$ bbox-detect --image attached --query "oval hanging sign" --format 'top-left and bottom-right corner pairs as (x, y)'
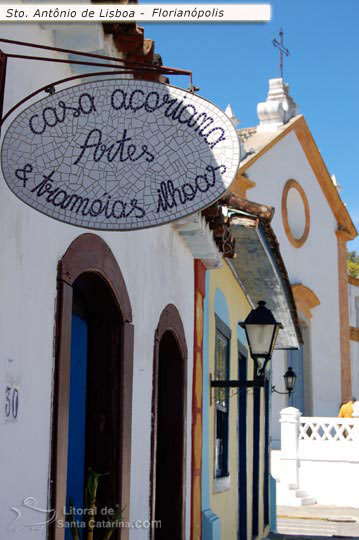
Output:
(1, 79), (240, 230)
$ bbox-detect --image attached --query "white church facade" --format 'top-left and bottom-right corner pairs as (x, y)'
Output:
(227, 78), (357, 447)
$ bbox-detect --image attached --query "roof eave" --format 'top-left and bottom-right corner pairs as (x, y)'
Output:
(223, 202), (302, 349)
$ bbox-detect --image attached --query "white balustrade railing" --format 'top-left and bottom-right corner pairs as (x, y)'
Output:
(277, 407), (359, 507)
(299, 416), (359, 443)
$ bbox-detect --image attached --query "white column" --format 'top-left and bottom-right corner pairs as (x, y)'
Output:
(279, 407), (301, 489)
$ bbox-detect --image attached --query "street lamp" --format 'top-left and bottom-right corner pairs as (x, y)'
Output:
(239, 301), (283, 378)
(284, 366), (297, 393)
(272, 366), (297, 396)
(210, 300), (283, 396)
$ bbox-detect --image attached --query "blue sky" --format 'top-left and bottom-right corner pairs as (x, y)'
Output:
(142, 0), (359, 251)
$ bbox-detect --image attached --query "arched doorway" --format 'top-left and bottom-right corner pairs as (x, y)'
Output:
(51, 234), (134, 540)
(66, 273), (122, 535)
(150, 305), (187, 540)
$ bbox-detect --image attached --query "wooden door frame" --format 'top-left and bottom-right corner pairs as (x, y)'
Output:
(49, 233), (134, 540)
(149, 304), (188, 540)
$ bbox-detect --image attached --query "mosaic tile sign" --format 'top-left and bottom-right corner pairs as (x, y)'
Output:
(1, 79), (240, 230)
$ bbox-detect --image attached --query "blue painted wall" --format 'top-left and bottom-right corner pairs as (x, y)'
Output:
(214, 288), (230, 326)
(270, 475), (277, 532)
(202, 278), (222, 539)
(237, 325), (247, 348)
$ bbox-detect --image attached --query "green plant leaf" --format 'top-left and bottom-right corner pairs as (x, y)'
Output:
(102, 504), (125, 540)
(67, 497), (80, 540)
(87, 467), (109, 503)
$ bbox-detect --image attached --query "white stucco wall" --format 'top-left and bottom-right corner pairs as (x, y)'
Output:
(246, 131), (341, 422)
(0, 24), (195, 539)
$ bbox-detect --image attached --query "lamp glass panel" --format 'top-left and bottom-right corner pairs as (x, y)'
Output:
(287, 376), (295, 391)
(246, 324), (275, 356)
(285, 371), (296, 391)
(269, 325), (280, 356)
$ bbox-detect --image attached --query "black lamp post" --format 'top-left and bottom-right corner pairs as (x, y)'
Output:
(210, 300), (283, 393)
(272, 366), (297, 396)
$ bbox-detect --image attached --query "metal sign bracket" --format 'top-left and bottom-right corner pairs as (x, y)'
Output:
(0, 37), (193, 129)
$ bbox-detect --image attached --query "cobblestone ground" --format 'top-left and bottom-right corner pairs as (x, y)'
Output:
(267, 505), (359, 539)
(273, 517), (359, 538)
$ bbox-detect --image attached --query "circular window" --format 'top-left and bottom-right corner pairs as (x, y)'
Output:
(282, 179), (310, 248)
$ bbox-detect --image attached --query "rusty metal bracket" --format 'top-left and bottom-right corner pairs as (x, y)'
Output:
(0, 37), (193, 129)
(209, 372), (264, 406)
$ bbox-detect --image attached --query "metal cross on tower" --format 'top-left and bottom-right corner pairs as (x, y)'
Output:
(272, 27), (290, 79)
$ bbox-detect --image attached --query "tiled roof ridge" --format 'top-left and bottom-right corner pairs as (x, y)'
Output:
(220, 191), (274, 222)
(221, 192), (302, 345)
(237, 126), (257, 142)
(260, 219), (303, 345)
(100, 1), (168, 83)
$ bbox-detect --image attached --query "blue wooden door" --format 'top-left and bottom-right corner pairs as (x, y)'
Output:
(288, 347), (304, 413)
(65, 313), (88, 538)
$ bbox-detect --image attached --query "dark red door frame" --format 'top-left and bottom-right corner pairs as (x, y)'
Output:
(50, 233), (134, 540)
(150, 304), (188, 540)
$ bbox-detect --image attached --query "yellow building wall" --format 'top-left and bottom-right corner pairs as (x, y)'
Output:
(208, 260), (269, 540)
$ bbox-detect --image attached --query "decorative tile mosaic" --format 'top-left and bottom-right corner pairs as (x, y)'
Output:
(1, 79), (241, 231)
